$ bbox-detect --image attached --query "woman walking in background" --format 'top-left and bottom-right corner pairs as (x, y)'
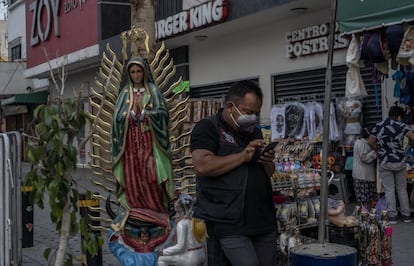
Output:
(352, 128), (377, 209)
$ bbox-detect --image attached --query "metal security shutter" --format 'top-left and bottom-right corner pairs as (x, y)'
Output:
(190, 78), (259, 99)
(272, 64), (382, 128)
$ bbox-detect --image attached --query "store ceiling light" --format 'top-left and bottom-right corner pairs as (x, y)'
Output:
(194, 35), (208, 41)
(290, 7), (308, 14)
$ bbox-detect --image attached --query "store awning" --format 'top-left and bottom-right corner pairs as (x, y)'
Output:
(1, 90), (49, 106)
(337, 0), (414, 34)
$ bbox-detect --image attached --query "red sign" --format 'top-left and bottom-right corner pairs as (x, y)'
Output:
(26, 0), (98, 68)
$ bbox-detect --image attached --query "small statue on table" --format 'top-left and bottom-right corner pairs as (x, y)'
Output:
(157, 194), (207, 266)
(279, 222), (292, 266)
(288, 226), (302, 253)
(380, 210), (393, 266)
(367, 210), (380, 265)
(358, 209), (369, 265)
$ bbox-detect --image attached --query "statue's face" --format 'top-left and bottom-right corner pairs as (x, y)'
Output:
(284, 223), (291, 232)
(129, 64), (144, 86)
(140, 230), (150, 242)
(294, 228), (300, 235)
(174, 200), (183, 213)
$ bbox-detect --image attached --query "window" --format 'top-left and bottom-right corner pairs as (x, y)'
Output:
(11, 44), (21, 61)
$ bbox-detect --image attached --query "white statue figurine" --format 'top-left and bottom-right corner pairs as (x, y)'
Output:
(158, 194), (207, 266)
(279, 222), (291, 266)
(288, 226), (302, 253)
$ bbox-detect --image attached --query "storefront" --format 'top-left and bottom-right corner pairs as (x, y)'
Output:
(20, 0), (388, 160)
(174, 2), (382, 138)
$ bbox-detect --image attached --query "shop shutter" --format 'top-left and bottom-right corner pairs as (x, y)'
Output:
(190, 78), (259, 99)
(272, 64), (382, 129)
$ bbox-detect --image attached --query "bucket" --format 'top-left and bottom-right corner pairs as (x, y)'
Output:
(290, 243), (357, 266)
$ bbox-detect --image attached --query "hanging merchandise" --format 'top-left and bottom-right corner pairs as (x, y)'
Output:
(366, 31), (391, 64)
(385, 24), (405, 69)
(360, 32), (372, 63)
(270, 105), (286, 140)
(404, 67), (414, 106)
(372, 66), (382, 113)
(346, 34), (368, 97)
(284, 102), (306, 139)
(397, 26), (414, 65)
(392, 70), (405, 97)
(304, 101), (323, 142)
(329, 102), (342, 142)
(399, 80), (411, 105)
(338, 97), (363, 136)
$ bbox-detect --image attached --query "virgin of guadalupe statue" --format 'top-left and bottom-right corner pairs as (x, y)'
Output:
(108, 56), (174, 264)
(87, 26), (190, 266)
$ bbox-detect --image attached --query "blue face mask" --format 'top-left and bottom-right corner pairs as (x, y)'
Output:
(230, 103), (259, 134)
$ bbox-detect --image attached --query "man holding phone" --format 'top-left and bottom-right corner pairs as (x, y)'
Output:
(190, 80), (277, 266)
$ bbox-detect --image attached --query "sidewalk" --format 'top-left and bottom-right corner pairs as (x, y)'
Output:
(21, 163), (120, 266)
(21, 164), (414, 265)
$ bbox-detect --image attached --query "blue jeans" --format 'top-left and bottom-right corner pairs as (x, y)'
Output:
(219, 232), (278, 266)
(379, 163), (411, 217)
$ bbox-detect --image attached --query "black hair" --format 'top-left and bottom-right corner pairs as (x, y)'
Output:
(362, 127), (371, 139)
(388, 106), (404, 118)
(225, 80), (263, 105)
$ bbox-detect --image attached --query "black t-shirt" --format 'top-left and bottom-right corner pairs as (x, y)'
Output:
(191, 112), (276, 236)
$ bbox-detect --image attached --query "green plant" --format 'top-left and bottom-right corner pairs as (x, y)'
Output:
(25, 98), (103, 265)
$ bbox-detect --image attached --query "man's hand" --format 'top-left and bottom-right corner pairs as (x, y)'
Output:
(242, 139), (265, 162)
(258, 147), (275, 176)
(259, 150), (275, 164)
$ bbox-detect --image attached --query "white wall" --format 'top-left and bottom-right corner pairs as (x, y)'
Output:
(188, 8), (347, 116)
(0, 62), (31, 94)
(7, 1), (26, 60)
(48, 68), (97, 101)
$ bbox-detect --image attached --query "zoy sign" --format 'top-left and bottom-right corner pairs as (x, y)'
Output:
(29, 0), (61, 46)
(29, 0), (88, 47)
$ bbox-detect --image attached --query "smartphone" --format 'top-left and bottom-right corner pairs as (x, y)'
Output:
(261, 142), (277, 154)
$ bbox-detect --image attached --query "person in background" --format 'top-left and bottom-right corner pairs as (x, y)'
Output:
(368, 106), (414, 224)
(190, 80), (278, 266)
(352, 127), (378, 209)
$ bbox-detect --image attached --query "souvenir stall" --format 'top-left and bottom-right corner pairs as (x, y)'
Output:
(334, 1), (414, 264)
(267, 94), (362, 265)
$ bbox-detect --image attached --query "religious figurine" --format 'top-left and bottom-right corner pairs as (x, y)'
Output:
(327, 198), (358, 227)
(380, 210), (393, 266)
(108, 56), (174, 265)
(87, 27), (190, 265)
(288, 226), (302, 253)
(158, 194), (207, 266)
(279, 222), (292, 266)
(367, 211), (380, 265)
(358, 209), (369, 265)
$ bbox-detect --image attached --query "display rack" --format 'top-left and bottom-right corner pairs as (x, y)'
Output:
(270, 138), (338, 233)
(172, 97), (224, 196)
